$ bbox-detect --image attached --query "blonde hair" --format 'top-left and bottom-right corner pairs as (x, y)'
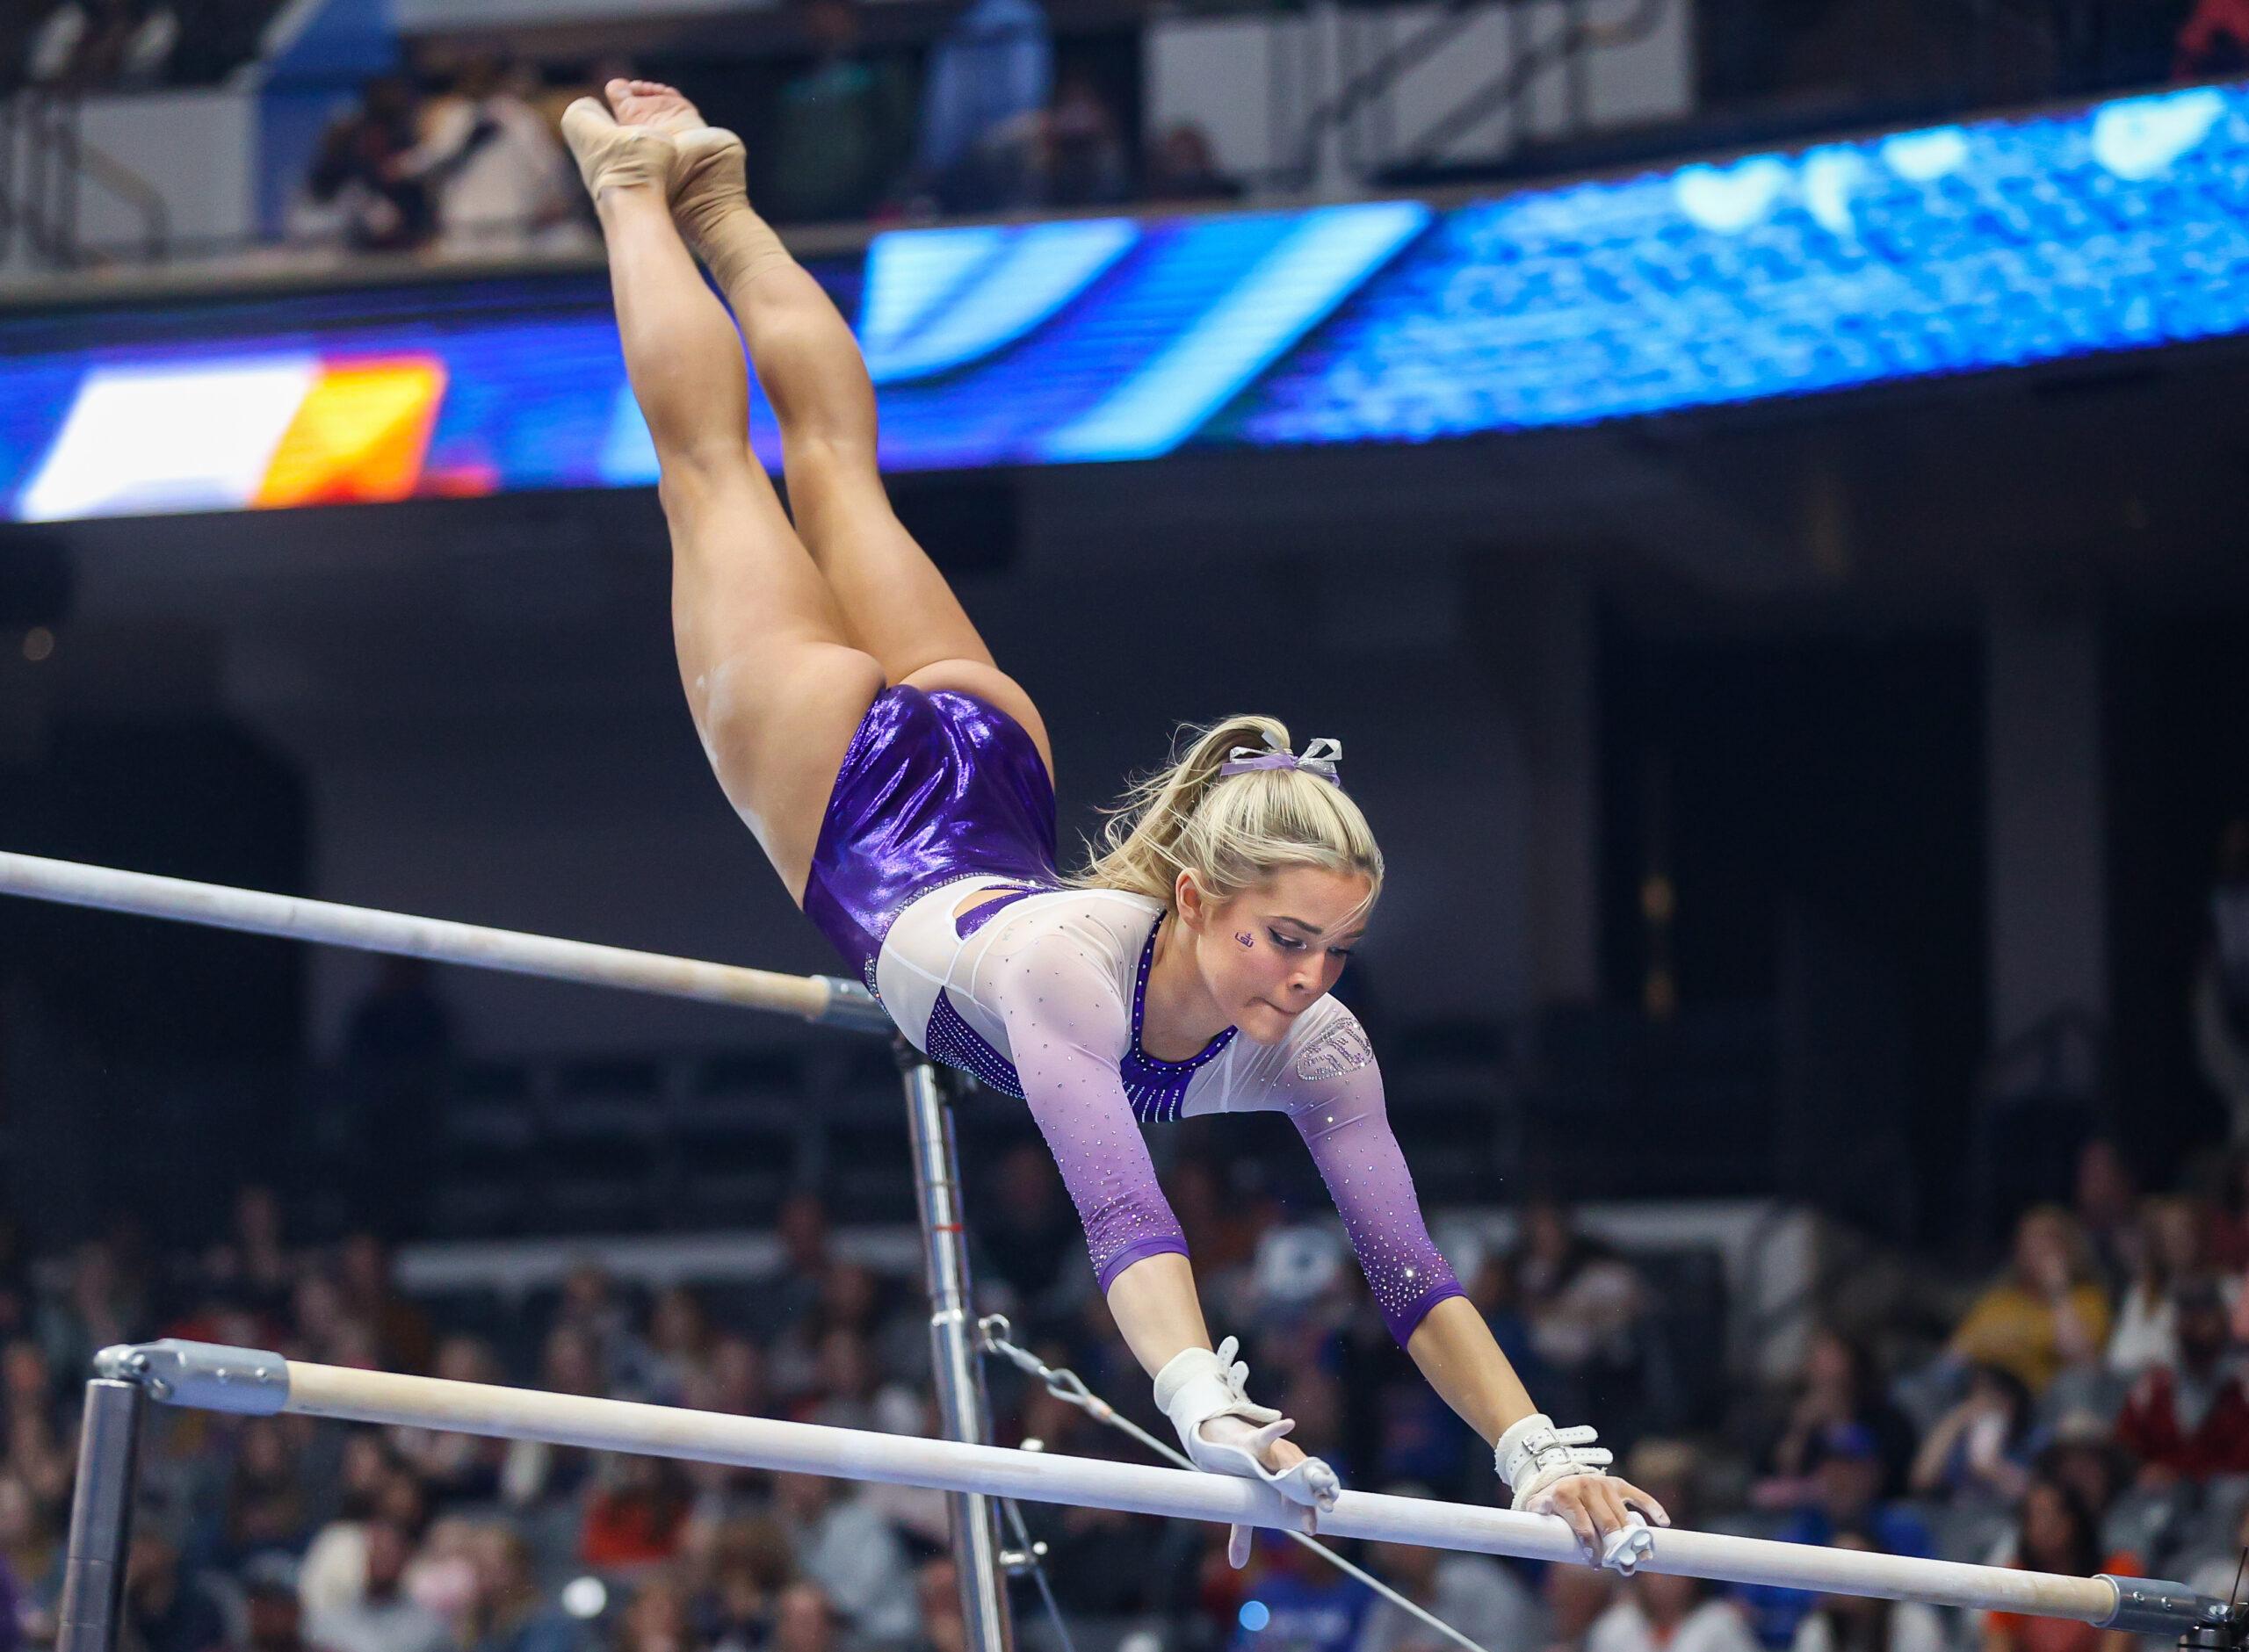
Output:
(1076, 715), (1385, 912)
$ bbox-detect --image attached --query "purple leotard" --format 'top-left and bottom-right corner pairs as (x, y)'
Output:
(804, 687), (1464, 1347)
(803, 687), (1059, 988)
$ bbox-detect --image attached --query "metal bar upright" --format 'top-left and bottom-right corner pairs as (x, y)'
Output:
(57, 1377), (146, 1652)
(900, 1053), (1016, 1652)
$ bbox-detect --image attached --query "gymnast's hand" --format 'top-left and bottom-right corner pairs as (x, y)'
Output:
(1496, 1412), (1670, 1570)
(1156, 1338), (1342, 1567)
(1529, 1468), (1671, 1567)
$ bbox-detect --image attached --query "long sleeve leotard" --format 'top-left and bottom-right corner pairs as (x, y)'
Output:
(874, 884), (1465, 1345)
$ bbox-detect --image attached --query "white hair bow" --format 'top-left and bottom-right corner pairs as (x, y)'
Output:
(1219, 735), (1342, 784)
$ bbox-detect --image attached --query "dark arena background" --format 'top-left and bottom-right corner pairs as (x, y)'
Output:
(6, 3), (2249, 1652)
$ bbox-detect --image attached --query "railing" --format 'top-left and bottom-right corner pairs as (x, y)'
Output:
(0, 90), (170, 269)
(1280, 0), (1673, 189)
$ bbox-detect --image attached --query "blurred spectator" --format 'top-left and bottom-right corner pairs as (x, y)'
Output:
(503, 1326), (601, 1510)
(2072, 1142), (2141, 1295)
(221, 1418), (315, 1566)
(1009, 1383), (1178, 1613)
(1979, 1478), (2136, 1652)
(771, 1472), (915, 1644)
(683, 1516), (792, 1652)
(684, 1333), (769, 1425)
(2194, 819), (2249, 1142)
(218, 1186), (300, 1320)
(123, 1531), (229, 1652)
(579, 1453), (692, 1570)
(2032, 1423), (2127, 1536)
(772, 1262), (922, 1403)
(1754, 1330), (1917, 1505)
(758, 1194), (834, 1340)
(766, 0), (918, 224)
(1171, 1158), (1262, 1277)
(25, 0), (177, 90)
(0, 1472), (59, 1646)
(802, 1326), (921, 1438)
(906, 1558), (965, 1652)
(1143, 124), (1244, 205)
(1946, 1208), (2110, 1397)
(1544, 1562), (1615, 1652)
(295, 77), (437, 256)
(1790, 1534), (1945, 1652)
(769, 1582), (839, 1652)
(557, 1263), (636, 1371)
(307, 1515), (452, 1652)
(976, 1143), (1078, 1323)
(1515, 1196), (1651, 1426)
(1737, 1425), (1931, 1648)
(1907, 1365), (2032, 1506)
(0, 1528), (18, 1652)
(1354, 1487), (1545, 1652)
(615, 1574), (692, 1652)
(1226, 1528), (1364, 1652)
(300, 1433), (399, 1615)
(2108, 1195), (2211, 1376)
(244, 1562), (318, 1652)
(914, 0), (1052, 212)
(2177, 0), (2249, 76)
(2112, 1274), (2249, 1483)
(465, 1526), (581, 1652)
(1589, 1574), (1758, 1652)
(4, 1344), (75, 1518)
(37, 1239), (143, 1381)
(614, 1284), (714, 1407)
(395, 57), (582, 255)
(1041, 73), (1131, 207)
(394, 1338), (510, 1508)
(394, 1519), (476, 1644)
(339, 1235), (436, 1376)
(938, 69), (1129, 213)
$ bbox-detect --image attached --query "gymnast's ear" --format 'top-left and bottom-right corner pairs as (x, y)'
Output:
(1173, 869), (1217, 933)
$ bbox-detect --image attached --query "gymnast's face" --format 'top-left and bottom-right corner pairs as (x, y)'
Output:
(1177, 864), (1371, 1043)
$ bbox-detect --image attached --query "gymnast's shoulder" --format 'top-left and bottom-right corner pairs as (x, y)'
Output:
(1234, 994), (1381, 1093)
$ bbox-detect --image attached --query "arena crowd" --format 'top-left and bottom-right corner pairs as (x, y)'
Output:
(6, 1132), (2249, 1652)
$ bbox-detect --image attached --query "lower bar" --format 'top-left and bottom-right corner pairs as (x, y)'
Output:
(56, 1379), (145, 1652)
(106, 1339), (2227, 1635)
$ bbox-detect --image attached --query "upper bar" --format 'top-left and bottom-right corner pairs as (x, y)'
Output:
(97, 1342), (2227, 1636)
(0, 850), (891, 1035)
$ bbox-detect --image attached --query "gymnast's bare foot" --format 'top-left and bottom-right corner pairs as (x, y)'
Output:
(602, 79), (748, 261)
(561, 97), (675, 200)
(604, 77), (706, 138)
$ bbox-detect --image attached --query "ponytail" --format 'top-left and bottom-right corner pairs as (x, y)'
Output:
(1077, 715), (1384, 909)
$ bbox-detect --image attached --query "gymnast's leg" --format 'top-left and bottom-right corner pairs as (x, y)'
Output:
(565, 98), (885, 898)
(603, 79), (1052, 778)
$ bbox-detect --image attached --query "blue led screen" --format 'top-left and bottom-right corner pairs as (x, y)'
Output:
(2, 81), (2245, 521)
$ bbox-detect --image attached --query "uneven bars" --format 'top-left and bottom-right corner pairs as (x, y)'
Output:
(0, 849), (891, 1035)
(96, 1342), (2219, 1636)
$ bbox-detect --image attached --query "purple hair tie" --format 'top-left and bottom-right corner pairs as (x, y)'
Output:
(1219, 737), (1342, 784)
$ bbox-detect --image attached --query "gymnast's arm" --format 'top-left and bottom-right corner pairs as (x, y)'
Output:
(990, 937), (1329, 1502)
(1281, 1034), (1671, 1553)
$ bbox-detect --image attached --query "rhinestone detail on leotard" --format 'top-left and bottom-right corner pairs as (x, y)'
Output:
(1121, 921), (1235, 1123)
(925, 989), (1028, 1100)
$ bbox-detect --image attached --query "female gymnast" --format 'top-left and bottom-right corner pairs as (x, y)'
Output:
(560, 81), (1667, 1567)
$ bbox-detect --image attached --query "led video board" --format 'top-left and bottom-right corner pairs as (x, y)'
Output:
(2, 80), (2245, 521)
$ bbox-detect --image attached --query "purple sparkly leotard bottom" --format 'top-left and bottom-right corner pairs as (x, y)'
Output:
(802, 686), (1059, 989)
